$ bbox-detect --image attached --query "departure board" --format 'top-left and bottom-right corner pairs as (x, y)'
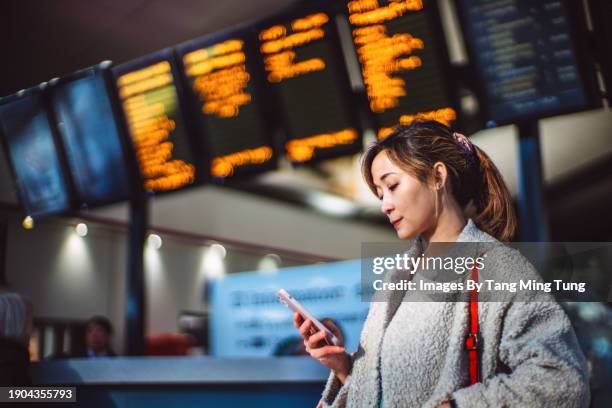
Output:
(457, 0), (598, 124)
(259, 10), (361, 163)
(346, 0), (457, 139)
(50, 65), (133, 207)
(113, 52), (198, 193)
(178, 32), (275, 179)
(0, 88), (72, 217)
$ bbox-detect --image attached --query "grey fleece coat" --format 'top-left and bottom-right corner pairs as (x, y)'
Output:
(321, 219), (590, 408)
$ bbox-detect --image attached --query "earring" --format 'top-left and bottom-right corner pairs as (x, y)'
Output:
(434, 186), (440, 219)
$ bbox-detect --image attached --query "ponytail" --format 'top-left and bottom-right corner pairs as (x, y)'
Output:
(473, 146), (517, 241)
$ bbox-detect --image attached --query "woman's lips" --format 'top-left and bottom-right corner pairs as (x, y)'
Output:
(391, 218), (402, 229)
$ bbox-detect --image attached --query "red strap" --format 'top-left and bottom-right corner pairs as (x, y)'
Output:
(466, 254), (482, 384)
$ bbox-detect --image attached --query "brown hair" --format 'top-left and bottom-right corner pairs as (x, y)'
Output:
(362, 121), (517, 241)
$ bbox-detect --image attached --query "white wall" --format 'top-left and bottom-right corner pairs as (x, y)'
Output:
(6, 219), (119, 319)
(5, 218), (127, 353)
(4, 216), (230, 354)
(91, 186), (399, 260)
(540, 109), (612, 183)
(143, 237), (208, 336)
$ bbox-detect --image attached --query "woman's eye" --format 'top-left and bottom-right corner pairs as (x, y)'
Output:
(377, 183), (397, 199)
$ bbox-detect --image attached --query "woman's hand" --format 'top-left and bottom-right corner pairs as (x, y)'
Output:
(293, 313), (351, 383)
(435, 402), (451, 408)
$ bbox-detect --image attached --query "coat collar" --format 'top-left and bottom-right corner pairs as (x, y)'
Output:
(416, 218), (496, 246)
(383, 219), (496, 324)
(458, 218), (496, 243)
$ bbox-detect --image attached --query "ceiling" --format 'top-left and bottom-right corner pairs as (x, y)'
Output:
(0, 0), (298, 96)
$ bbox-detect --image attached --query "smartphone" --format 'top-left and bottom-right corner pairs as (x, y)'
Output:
(277, 288), (341, 346)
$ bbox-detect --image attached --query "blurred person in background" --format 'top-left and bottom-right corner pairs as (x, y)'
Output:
(294, 121), (590, 407)
(78, 315), (117, 358)
(48, 315), (117, 359)
(0, 291), (33, 385)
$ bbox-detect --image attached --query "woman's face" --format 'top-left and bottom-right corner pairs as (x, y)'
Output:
(371, 150), (436, 240)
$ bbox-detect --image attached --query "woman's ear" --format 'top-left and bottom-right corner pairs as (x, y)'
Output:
(431, 161), (448, 189)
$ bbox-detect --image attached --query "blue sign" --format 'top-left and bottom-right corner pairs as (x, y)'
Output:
(209, 260), (369, 357)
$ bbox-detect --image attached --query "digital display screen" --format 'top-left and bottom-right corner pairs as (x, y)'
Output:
(457, 0), (592, 124)
(179, 35), (275, 179)
(259, 11), (361, 163)
(587, 0), (612, 103)
(114, 55), (197, 193)
(345, 0), (457, 138)
(0, 91), (71, 217)
(50, 68), (132, 207)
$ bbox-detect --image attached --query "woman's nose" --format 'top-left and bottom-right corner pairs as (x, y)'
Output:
(380, 197), (394, 215)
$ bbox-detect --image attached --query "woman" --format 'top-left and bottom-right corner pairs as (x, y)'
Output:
(293, 121), (589, 407)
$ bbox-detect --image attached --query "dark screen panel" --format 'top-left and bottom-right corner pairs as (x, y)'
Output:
(179, 33), (276, 179)
(345, 0), (457, 138)
(50, 67), (132, 207)
(113, 53), (198, 193)
(259, 11), (361, 163)
(0, 90), (71, 217)
(457, 0), (598, 125)
(588, 0), (612, 102)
